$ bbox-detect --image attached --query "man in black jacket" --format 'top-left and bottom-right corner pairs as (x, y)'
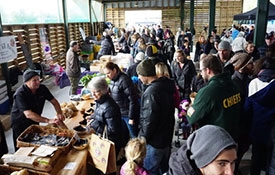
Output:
(136, 59), (175, 175)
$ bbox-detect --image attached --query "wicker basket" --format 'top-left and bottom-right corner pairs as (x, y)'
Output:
(16, 125), (75, 152)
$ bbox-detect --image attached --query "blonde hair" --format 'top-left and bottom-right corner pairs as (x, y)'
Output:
(123, 137), (147, 175)
(155, 62), (170, 78)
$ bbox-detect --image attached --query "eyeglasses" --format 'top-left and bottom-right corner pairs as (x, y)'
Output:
(199, 68), (206, 73)
(91, 90), (101, 94)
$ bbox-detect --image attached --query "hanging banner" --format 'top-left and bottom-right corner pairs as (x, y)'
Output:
(0, 36), (17, 64)
(39, 28), (51, 57)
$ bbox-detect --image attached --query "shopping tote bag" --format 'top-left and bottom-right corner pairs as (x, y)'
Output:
(89, 131), (117, 174)
(59, 72), (71, 89)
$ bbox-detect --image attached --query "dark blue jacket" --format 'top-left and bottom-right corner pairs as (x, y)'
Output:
(97, 38), (115, 57)
(245, 80), (275, 144)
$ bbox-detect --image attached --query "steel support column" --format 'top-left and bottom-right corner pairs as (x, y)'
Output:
(254, 0), (269, 48)
(209, 0), (216, 36)
(180, 0), (185, 30)
(190, 0), (194, 52)
(89, 0), (93, 36)
(62, 0), (70, 50)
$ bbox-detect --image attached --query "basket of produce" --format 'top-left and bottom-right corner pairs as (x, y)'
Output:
(16, 125), (75, 152)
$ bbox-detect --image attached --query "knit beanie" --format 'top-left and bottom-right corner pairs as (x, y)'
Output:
(135, 52), (145, 62)
(145, 45), (158, 57)
(23, 70), (39, 82)
(186, 125), (237, 168)
(218, 40), (232, 51)
(265, 33), (273, 40)
(147, 38), (157, 45)
(70, 41), (77, 47)
(237, 31), (245, 38)
(136, 59), (156, 76)
(230, 53), (253, 71)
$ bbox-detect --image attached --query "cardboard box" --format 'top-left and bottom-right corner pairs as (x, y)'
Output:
(99, 55), (111, 63)
(90, 61), (103, 73)
(111, 53), (133, 70)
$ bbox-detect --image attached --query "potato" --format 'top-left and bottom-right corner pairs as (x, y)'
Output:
(60, 102), (67, 108)
(66, 102), (78, 112)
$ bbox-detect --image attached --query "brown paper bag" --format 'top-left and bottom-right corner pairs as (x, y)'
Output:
(89, 133), (117, 174)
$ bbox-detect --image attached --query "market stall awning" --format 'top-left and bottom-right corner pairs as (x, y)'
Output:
(234, 2), (275, 20)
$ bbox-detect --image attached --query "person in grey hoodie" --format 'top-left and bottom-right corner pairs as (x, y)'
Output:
(168, 125), (237, 175)
(232, 31), (246, 54)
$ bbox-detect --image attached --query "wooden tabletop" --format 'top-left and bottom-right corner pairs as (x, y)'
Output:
(64, 99), (94, 130)
(51, 149), (88, 175)
(1, 149), (88, 175)
(1, 100), (95, 175)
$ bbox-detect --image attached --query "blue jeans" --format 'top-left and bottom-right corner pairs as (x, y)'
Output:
(122, 116), (138, 138)
(143, 144), (170, 175)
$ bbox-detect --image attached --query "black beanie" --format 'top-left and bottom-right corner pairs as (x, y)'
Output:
(23, 70), (39, 82)
(145, 45), (158, 57)
(136, 59), (156, 77)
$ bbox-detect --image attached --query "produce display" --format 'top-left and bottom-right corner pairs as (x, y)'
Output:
(80, 73), (110, 87)
(17, 125), (75, 152)
(60, 101), (78, 118)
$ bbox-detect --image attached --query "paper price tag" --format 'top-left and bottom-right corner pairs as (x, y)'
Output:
(63, 162), (77, 170)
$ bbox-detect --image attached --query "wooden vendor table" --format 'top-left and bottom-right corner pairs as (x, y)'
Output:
(1, 100), (94, 175)
(0, 149), (88, 175)
(50, 149), (87, 175)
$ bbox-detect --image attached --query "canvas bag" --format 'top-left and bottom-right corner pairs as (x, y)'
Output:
(89, 126), (117, 174)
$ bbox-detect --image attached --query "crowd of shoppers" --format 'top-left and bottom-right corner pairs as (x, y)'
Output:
(85, 24), (275, 175)
(12, 22), (275, 175)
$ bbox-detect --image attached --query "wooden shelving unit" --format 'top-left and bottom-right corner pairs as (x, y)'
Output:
(0, 22), (92, 79)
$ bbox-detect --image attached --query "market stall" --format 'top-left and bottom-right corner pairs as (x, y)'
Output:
(0, 99), (95, 175)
